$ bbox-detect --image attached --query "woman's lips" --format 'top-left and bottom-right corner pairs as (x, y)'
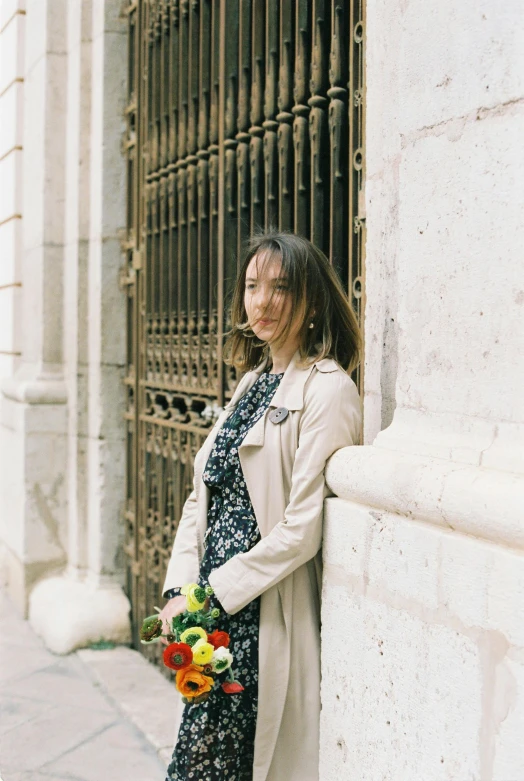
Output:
(257, 319), (274, 326)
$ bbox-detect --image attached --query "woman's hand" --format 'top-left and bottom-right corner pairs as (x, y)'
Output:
(158, 595), (187, 644)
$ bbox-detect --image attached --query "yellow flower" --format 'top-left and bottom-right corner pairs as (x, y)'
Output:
(180, 583), (196, 596)
(184, 583), (207, 613)
(192, 638), (215, 665)
(180, 626), (207, 647)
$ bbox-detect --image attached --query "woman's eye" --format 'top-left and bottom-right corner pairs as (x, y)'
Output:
(275, 284), (289, 291)
(246, 283), (256, 291)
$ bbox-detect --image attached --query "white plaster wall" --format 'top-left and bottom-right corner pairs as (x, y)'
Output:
(0, 0), (25, 582)
(28, 0), (130, 653)
(362, 0), (524, 453)
(85, 0), (127, 586)
(0, 0), (129, 643)
(321, 499), (524, 781)
(320, 0), (524, 777)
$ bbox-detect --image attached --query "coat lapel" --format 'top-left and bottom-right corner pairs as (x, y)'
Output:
(240, 350), (317, 449)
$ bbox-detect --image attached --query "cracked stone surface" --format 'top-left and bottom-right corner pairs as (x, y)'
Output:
(0, 590), (169, 781)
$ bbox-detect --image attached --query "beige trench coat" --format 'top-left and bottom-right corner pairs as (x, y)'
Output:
(163, 349), (361, 781)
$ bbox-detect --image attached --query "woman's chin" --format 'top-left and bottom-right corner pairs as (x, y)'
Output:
(252, 326), (275, 342)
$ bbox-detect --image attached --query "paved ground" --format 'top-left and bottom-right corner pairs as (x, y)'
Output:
(0, 589), (175, 781)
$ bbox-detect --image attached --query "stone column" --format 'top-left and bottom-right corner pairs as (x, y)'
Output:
(320, 0), (524, 777)
(1, 0), (69, 612)
(28, 0), (130, 654)
(0, 0), (24, 584)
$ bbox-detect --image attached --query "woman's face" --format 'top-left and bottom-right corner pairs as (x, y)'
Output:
(244, 252), (303, 346)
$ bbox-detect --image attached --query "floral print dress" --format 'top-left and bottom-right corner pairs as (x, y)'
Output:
(166, 369), (284, 781)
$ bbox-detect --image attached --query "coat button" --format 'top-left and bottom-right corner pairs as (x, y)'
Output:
(269, 407), (289, 424)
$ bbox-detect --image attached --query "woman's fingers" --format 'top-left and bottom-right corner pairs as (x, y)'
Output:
(158, 594), (187, 638)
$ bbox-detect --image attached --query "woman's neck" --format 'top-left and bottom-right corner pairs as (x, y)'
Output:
(268, 340), (300, 374)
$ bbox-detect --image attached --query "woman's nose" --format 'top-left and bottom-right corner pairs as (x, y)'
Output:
(254, 287), (271, 310)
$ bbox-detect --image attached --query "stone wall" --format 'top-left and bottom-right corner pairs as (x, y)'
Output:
(319, 0), (524, 778)
(0, 0), (25, 583)
(0, 0), (130, 652)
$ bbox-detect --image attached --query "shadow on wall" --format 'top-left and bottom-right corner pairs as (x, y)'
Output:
(380, 314), (399, 431)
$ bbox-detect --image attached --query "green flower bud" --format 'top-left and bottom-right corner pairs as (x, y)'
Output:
(205, 585), (214, 596)
(139, 615), (163, 643)
(193, 585), (206, 603)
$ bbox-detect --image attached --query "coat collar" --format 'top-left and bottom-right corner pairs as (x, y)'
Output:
(254, 349), (339, 411)
(238, 350), (339, 450)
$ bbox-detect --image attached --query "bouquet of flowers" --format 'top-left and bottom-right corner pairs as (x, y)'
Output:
(140, 582), (244, 705)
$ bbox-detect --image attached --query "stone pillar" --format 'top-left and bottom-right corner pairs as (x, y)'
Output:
(0, 0), (69, 611)
(319, 0), (524, 778)
(28, 0), (130, 654)
(0, 0), (24, 583)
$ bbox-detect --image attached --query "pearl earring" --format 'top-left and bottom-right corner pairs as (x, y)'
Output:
(308, 322), (314, 329)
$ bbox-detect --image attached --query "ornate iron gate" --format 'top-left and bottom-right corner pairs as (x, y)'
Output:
(123, 0), (365, 665)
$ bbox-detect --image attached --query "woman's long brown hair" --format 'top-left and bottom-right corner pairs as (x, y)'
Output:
(224, 231), (361, 374)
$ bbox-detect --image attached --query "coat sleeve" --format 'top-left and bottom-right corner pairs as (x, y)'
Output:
(208, 372), (362, 614)
(162, 486), (200, 596)
(161, 412), (225, 596)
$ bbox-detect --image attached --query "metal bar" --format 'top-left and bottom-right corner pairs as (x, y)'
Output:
(293, 0), (310, 237)
(277, 0), (294, 231)
(197, 0), (211, 388)
(249, 0), (265, 232)
(328, 0), (349, 284)
(217, 0), (226, 408)
(236, 0), (252, 265)
(263, 0), (279, 229)
(309, 0), (330, 250)
(223, 0), (239, 323)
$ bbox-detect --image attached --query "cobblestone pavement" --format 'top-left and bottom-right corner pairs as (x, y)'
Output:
(0, 589), (173, 781)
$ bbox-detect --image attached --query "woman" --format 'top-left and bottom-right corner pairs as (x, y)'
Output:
(160, 231), (362, 781)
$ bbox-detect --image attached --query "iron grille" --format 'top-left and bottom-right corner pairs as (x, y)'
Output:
(123, 0), (365, 667)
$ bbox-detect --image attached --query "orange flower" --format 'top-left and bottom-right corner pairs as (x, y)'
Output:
(175, 663), (214, 699)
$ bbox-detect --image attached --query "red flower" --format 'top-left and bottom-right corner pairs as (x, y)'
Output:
(163, 642), (193, 671)
(207, 630), (230, 650)
(222, 680), (244, 695)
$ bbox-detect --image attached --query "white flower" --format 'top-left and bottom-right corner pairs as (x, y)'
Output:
(211, 646), (234, 673)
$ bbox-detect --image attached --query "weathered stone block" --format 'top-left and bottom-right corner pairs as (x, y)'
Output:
(440, 531), (491, 629)
(0, 287), (15, 352)
(323, 498), (371, 579)
(488, 552), (524, 648)
(492, 656), (524, 780)
(29, 576), (131, 654)
(0, 80), (23, 159)
(89, 34), (127, 242)
(24, 0), (66, 71)
(86, 435), (125, 579)
(320, 585), (482, 781)
(398, 0), (524, 135)
(0, 10), (24, 93)
(0, 354), (16, 381)
(396, 106), (524, 427)
(0, 150), (22, 224)
(92, 0), (127, 39)
(0, 218), (22, 286)
(0, 1), (26, 31)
